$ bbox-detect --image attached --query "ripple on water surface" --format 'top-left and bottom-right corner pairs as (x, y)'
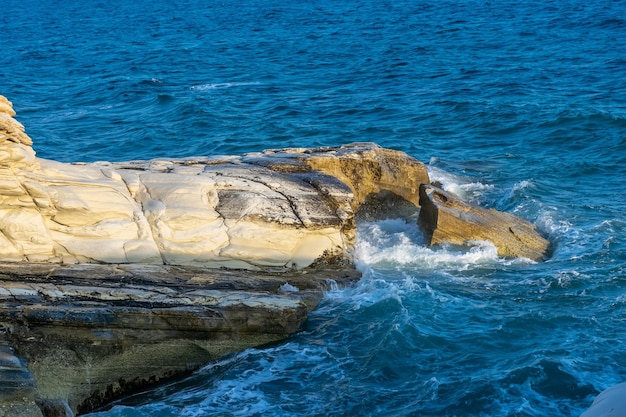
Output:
(4, 0), (626, 415)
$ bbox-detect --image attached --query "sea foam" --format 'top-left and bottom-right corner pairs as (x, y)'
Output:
(426, 164), (494, 204)
(354, 219), (502, 273)
(190, 82), (261, 91)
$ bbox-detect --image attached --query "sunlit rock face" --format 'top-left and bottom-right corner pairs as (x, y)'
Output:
(0, 95), (430, 269)
(418, 184), (551, 262)
(1, 94), (552, 267)
(0, 94), (556, 417)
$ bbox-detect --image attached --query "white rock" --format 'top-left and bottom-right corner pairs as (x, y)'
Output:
(0, 95), (432, 269)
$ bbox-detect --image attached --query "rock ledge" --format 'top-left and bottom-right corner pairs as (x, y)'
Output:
(0, 95), (552, 416)
(0, 262), (359, 415)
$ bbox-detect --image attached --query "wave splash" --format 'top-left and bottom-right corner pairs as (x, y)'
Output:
(354, 218), (504, 272)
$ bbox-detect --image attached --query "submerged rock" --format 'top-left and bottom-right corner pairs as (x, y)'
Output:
(581, 382), (626, 417)
(418, 184), (551, 261)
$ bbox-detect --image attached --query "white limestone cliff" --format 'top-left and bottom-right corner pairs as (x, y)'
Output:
(0, 95), (430, 269)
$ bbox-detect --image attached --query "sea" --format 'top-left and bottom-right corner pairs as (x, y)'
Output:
(2, 0), (626, 416)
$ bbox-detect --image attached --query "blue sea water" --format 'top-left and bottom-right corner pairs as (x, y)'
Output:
(3, 0), (626, 415)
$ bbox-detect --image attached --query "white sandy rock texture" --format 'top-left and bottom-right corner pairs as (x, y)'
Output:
(0, 95), (429, 269)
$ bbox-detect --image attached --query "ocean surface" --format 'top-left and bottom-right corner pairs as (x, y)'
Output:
(3, 0), (626, 415)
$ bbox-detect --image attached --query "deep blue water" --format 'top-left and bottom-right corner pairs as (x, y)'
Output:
(3, 0), (626, 415)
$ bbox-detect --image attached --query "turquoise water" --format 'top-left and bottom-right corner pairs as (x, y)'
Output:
(3, 0), (626, 415)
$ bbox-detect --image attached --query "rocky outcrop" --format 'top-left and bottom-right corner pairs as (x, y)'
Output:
(418, 184), (551, 261)
(0, 96), (431, 416)
(0, 95), (554, 416)
(0, 96), (430, 269)
(0, 262), (359, 416)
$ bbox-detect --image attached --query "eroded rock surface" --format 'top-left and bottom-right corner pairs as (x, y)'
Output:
(0, 262), (360, 415)
(418, 184), (551, 261)
(0, 94), (432, 416)
(0, 95), (555, 416)
(0, 96), (429, 269)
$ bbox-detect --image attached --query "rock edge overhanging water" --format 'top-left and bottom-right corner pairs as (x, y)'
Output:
(0, 95), (552, 416)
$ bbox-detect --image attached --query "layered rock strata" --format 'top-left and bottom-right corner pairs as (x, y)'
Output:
(0, 96), (430, 269)
(418, 184), (551, 261)
(0, 95), (553, 416)
(0, 262), (359, 416)
(0, 96), (430, 416)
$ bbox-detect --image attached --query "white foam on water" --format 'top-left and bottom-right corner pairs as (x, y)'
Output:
(537, 210), (572, 236)
(89, 404), (179, 417)
(323, 272), (408, 311)
(185, 343), (345, 417)
(426, 165), (494, 204)
(512, 179), (532, 192)
(354, 219), (502, 273)
(278, 282), (299, 293)
(190, 82), (261, 91)
(534, 206), (582, 257)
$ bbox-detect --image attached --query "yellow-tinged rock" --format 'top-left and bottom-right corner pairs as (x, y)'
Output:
(418, 184), (551, 261)
(0, 94), (552, 267)
(304, 143), (430, 211)
(0, 95), (17, 116)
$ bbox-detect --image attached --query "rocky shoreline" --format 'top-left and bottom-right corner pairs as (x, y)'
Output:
(0, 95), (554, 416)
(0, 262), (359, 416)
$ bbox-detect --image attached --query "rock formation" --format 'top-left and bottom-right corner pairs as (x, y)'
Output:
(0, 262), (359, 416)
(418, 184), (551, 261)
(0, 95), (552, 416)
(0, 96), (430, 269)
(0, 96), (431, 416)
